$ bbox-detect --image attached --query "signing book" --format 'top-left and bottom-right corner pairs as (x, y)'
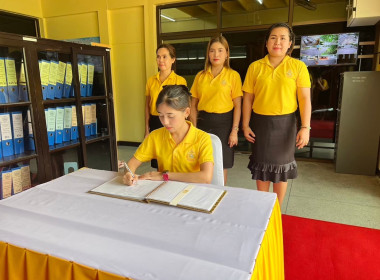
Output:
(89, 176), (226, 214)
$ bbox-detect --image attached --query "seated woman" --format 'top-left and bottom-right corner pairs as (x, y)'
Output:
(123, 85), (214, 186)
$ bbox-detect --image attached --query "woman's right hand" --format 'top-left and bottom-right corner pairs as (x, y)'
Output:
(243, 126), (256, 143)
(123, 172), (139, 186)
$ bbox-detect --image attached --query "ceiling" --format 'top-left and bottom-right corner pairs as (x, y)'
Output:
(161, 0), (346, 22)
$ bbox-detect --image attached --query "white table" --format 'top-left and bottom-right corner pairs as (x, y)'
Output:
(0, 168), (281, 280)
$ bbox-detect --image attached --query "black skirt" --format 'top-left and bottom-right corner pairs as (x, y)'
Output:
(198, 110), (234, 169)
(149, 115), (163, 169)
(247, 112), (297, 183)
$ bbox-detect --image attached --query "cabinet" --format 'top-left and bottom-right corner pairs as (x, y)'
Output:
(0, 32), (117, 195)
(347, 0), (380, 27)
(335, 71), (380, 175)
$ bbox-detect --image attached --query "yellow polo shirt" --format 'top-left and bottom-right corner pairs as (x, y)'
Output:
(191, 67), (243, 113)
(242, 55), (311, 115)
(134, 121), (214, 173)
(145, 71), (187, 116)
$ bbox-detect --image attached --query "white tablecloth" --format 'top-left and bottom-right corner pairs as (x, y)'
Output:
(0, 168), (277, 280)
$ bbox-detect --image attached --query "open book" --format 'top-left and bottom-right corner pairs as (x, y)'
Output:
(88, 176), (226, 213)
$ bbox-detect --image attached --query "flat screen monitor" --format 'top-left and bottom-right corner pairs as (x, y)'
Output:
(300, 33), (359, 66)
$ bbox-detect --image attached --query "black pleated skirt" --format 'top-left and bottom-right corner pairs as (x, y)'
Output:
(198, 110), (234, 169)
(248, 112), (298, 183)
(149, 115), (163, 169)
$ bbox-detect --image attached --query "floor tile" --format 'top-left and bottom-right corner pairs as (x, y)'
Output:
(285, 194), (380, 229)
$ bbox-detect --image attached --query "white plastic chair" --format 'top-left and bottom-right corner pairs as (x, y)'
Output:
(209, 133), (224, 186)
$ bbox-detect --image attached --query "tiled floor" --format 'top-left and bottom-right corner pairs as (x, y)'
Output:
(118, 146), (380, 230)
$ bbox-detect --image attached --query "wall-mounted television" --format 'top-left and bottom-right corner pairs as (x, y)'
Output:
(300, 33), (359, 66)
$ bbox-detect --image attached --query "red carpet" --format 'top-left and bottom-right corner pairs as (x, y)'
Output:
(282, 215), (380, 280)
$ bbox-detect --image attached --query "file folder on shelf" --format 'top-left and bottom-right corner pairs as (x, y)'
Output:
(0, 57), (7, 104)
(87, 63), (94, 96)
(25, 109), (35, 151)
(55, 61), (66, 99)
(18, 61), (28, 102)
(46, 107), (56, 146)
(11, 167), (22, 195)
(0, 170), (12, 200)
(63, 62), (73, 98)
(0, 57), (8, 103)
(0, 113), (14, 157)
(11, 111), (25, 155)
(79, 63), (87, 97)
(63, 106), (72, 142)
(5, 58), (19, 103)
(20, 165), (31, 191)
(83, 104), (91, 137)
(90, 103), (97, 135)
(71, 105), (78, 140)
(55, 107), (64, 144)
(40, 60), (50, 100)
(47, 60), (58, 100)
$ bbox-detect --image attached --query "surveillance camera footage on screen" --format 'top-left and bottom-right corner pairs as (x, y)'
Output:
(300, 33), (359, 66)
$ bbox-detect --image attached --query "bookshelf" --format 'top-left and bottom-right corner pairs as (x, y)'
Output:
(0, 31), (117, 197)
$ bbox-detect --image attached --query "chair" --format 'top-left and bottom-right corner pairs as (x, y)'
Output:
(209, 133), (224, 186)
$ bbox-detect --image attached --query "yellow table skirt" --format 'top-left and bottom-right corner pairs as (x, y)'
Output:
(0, 200), (283, 280)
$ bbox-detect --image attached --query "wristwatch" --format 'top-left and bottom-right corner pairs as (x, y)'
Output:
(162, 171), (169, 182)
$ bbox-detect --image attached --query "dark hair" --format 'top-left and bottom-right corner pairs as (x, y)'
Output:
(156, 85), (191, 111)
(204, 35), (230, 71)
(156, 44), (176, 70)
(264, 23), (295, 56)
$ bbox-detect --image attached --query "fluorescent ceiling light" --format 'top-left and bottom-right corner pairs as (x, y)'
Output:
(161, 14), (175, 22)
(257, 0), (263, 4)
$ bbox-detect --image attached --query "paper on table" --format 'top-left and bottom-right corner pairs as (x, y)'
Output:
(89, 176), (163, 201)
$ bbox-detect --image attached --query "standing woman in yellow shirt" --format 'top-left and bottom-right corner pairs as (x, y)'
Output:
(242, 23), (311, 206)
(190, 35), (243, 184)
(145, 44), (187, 168)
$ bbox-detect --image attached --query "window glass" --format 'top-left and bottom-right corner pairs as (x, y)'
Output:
(0, 11), (38, 37)
(161, 3), (217, 33)
(221, 0), (288, 28)
(293, 0), (347, 24)
(164, 37), (210, 87)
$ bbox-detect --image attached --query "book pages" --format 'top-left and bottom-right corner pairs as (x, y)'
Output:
(146, 181), (189, 204)
(177, 187), (225, 212)
(89, 176), (162, 201)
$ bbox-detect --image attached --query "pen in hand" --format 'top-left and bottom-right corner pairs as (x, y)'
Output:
(124, 162), (135, 178)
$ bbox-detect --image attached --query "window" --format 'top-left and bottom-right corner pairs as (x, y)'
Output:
(0, 11), (39, 37)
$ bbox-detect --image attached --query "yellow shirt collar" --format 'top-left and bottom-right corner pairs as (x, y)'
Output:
(206, 66), (226, 77)
(155, 70), (175, 82)
(166, 121), (196, 144)
(262, 55), (290, 68)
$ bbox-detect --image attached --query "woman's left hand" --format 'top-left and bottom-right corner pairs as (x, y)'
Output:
(296, 128), (310, 149)
(228, 131), (238, 148)
(139, 171), (164, 181)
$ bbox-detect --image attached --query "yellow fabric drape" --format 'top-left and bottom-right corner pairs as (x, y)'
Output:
(0, 242), (131, 280)
(251, 200), (285, 280)
(0, 201), (283, 280)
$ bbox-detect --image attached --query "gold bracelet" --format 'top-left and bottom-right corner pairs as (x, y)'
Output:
(232, 126), (239, 132)
(300, 126), (311, 130)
